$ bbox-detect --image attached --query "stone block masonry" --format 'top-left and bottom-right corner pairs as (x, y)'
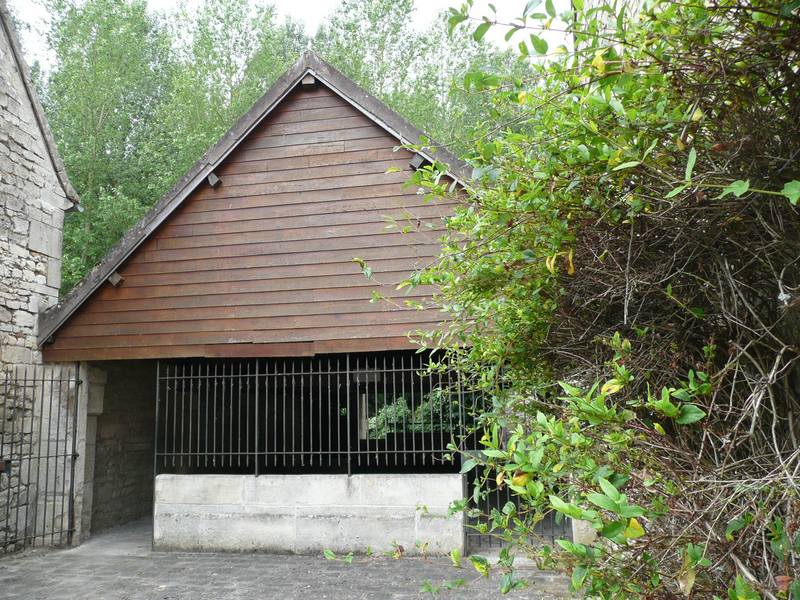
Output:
(1, 6), (71, 370)
(154, 473), (465, 555)
(1, 2), (77, 553)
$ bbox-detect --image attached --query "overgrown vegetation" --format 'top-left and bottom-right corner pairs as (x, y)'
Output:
(25, 0), (524, 291)
(404, 0), (800, 597)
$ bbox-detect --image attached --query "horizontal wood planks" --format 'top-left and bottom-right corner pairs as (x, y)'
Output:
(44, 83), (454, 362)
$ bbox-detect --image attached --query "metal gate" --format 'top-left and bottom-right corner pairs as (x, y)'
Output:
(0, 365), (80, 554)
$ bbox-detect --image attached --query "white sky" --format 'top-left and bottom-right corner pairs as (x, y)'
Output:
(9, 0), (568, 70)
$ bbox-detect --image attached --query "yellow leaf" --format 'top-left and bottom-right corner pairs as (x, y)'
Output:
(496, 471), (505, 488)
(676, 137), (686, 151)
(511, 472), (532, 487)
(552, 463), (563, 473)
(591, 49), (606, 74)
(691, 107), (704, 122)
(654, 423), (666, 435)
(623, 518), (645, 539)
(518, 91), (528, 104)
(566, 249), (575, 275)
(601, 379), (623, 395)
(545, 254), (557, 274)
(623, 61), (634, 74)
(677, 566), (696, 596)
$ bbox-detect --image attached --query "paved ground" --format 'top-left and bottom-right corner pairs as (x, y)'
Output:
(0, 519), (570, 599)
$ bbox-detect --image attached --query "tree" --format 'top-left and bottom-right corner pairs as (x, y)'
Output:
(43, 0), (173, 289)
(409, 0), (800, 596)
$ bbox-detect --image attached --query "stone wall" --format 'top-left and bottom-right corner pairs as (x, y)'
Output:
(1, 3), (76, 552)
(154, 473), (465, 555)
(91, 361), (156, 532)
(0, 8), (70, 370)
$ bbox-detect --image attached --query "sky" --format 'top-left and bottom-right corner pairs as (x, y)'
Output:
(9, 0), (551, 71)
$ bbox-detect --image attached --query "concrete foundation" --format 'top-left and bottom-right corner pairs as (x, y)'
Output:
(153, 473), (464, 555)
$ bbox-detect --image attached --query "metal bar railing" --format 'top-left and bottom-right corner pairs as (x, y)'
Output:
(154, 351), (477, 475)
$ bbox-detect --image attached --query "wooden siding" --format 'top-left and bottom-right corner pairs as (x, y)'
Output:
(43, 84), (455, 361)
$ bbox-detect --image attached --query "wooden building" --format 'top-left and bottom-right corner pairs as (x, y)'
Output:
(39, 51), (467, 362)
(35, 52), (570, 555)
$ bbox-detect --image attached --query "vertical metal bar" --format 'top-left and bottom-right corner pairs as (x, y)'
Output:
(41, 366), (55, 544)
(428, 354), (435, 464)
(13, 367), (27, 546)
(212, 363), (218, 467)
(187, 364), (193, 468)
(409, 354), (416, 467)
(67, 366), (80, 546)
(283, 361), (295, 467)
(327, 358), (332, 468)
(162, 364), (168, 468)
(204, 362), (210, 468)
(438, 364), (445, 460)
(31, 366), (45, 547)
(154, 362), (161, 476)
(289, 360), (294, 468)
(229, 363), (234, 468)
(278, 360), (283, 469)
(24, 366), (41, 546)
(382, 354), (388, 468)
(1, 367), (9, 551)
(300, 359), (304, 467)
(179, 364), (186, 468)
(238, 362), (242, 468)
(221, 363), (227, 468)
(196, 364), (202, 469)
(58, 369), (70, 543)
(50, 365), (63, 544)
(418, 353), (426, 466)
(335, 357), (341, 468)
(345, 354), (351, 475)
(400, 354), (407, 466)
(373, 355), (378, 466)
(312, 358), (322, 467)
(254, 360), (259, 476)
(19, 366), (30, 546)
(246, 361), (251, 470)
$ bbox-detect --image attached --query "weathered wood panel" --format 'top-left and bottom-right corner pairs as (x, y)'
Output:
(43, 83), (453, 361)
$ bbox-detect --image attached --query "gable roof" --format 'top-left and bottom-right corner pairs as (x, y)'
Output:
(38, 50), (469, 347)
(0, 1), (79, 207)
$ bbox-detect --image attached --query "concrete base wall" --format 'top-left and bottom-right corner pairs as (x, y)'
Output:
(154, 473), (464, 555)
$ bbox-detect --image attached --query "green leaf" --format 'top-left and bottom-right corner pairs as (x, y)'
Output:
(685, 148), (697, 181)
(676, 404), (706, 425)
(571, 565), (588, 590)
(523, 0), (542, 16)
(545, 0), (556, 18)
(598, 477), (621, 502)
(780, 180), (800, 205)
(586, 492), (619, 513)
(459, 458), (479, 473)
(716, 179), (750, 199)
(449, 548), (462, 568)
(613, 161), (641, 171)
(473, 22), (491, 42)
(469, 554), (490, 577)
(530, 34), (548, 54)
(323, 549), (336, 560)
(666, 184), (687, 198)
